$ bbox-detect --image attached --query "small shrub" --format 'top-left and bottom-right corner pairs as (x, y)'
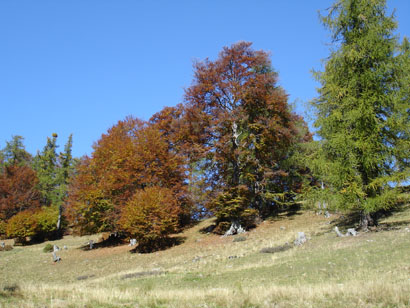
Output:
(35, 206), (62, 240)
(6, 210), (38, 243)
(43, 243), (53, 253)
(240, 208), (259, 229)
(212, 186), (250, 223)
(118, 186), (181, 252)
(211, 186), (259, 233)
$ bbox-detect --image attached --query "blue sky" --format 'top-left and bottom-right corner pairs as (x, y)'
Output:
(1, 1), (409, 158)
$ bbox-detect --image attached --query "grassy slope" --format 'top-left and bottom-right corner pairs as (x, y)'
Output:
(1, 206), (410, 308)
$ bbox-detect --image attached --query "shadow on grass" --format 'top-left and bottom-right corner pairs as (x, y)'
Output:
(325, 202), (410, 232)
(129, 236), (187, 254)
(0, 284), (21, 299)
(79, 233), (127, 251)
(265, 203), (303, 222)
(198, 203), (304, 234)
(199, 224), (217, 234)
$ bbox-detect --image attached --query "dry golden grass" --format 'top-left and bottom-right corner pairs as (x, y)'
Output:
(1, 206), (410, 307)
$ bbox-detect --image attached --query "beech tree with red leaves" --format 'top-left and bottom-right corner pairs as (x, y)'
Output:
(184, 42), (311, 230)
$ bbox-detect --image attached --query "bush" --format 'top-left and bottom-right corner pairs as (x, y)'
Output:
(211, 186), (259, 232)
(212, 186), (250, 223)
(43, 243), (54, 253)
(240, 208), (259, 229)
(35, 206), (62, 240)
(6, 210), (38, 243)
(4, 206), (64, 243)
(118, 186), (180, 252)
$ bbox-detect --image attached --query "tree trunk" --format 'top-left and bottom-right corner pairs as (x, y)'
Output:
(231, 122), (240, 186)
(56, 204), (62, 231)
(359, 211), (375, 230)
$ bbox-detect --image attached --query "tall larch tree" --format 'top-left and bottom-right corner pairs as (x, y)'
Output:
(184, 42), (310, 231)
(310, 0), (410, 229)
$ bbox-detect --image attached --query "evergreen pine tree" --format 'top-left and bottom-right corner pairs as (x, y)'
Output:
(310, 0), (410, 228)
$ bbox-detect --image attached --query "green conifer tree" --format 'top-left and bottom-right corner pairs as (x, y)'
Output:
(34, 134), (75, 231)
(33, 134), (59, 206)
(310, 0), (410, 229)
(1, 136), (32, 168)
(56, 134), (74, 230)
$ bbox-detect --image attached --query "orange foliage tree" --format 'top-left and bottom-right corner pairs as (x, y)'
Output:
(66, 116), (190, 242)
(149, 104), (215, 220)
(118, 186), (180, 252)
(5, 209), (38, 242)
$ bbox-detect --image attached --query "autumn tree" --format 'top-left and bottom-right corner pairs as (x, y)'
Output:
(309, 0), (410, 229)
(118, 186), (180, 252)
(149, 105), (214, 220)
(66, 116), (189, 242)
(184, 42), (310, 231)
(0, 164), (41, 221)
(5, 209), (39, 243)
(65, 118), (144, 234)
(0, 137), (41, 240)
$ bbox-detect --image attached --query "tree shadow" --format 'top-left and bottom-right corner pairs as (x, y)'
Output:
(325, 202), (410, 232)
(283, 203), (303, 218)
(264, 203), (303, 222)
(129, 236), (186, 254)
(332, 212), (361, 229)
(199, 224), (216, 234)
(79, 233), (126, 251)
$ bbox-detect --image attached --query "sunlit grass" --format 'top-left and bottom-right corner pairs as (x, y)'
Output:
(1, 205), (410, 307)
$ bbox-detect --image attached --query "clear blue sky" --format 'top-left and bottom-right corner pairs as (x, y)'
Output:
(1, 1), (409, 158)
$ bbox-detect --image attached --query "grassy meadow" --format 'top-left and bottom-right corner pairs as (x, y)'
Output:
(1, 205), (410, 308)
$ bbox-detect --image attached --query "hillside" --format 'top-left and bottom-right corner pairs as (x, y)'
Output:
(1, 205), (410, 308)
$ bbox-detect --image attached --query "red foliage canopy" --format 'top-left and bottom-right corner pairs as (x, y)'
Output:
(0, 165), (41, 221)
(184, 41), (311, 220)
